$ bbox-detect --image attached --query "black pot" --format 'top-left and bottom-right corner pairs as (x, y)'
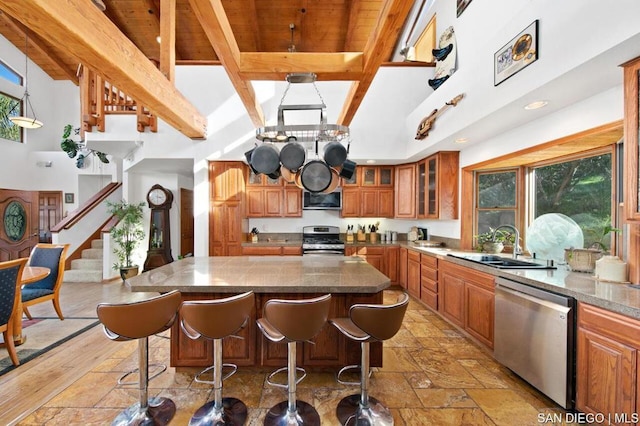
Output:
(300, 160), (332, 193)
(323, 141), (347, 167)
(250, 144), (280, 174)
(244, 147), (259, 174)
(279, 142), (306, 171)
(339, 159), (357, 179)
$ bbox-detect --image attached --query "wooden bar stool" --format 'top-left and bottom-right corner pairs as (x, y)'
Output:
(257, 294), (332, 426)
(180, 291), (255, 426)
(330, 292), (409, 425)
(97, 290), (182, 426)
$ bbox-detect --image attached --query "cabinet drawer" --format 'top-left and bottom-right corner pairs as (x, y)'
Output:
(420, 254), (437, 268)
(421, 277), (437, 293)
(358, 246), (385, 255)
(282, 246), (302, 256)
(408, 250), (421, 263)
(421, 265), (437, 282)
(242, 246), (282, 256)
(420, 289), (437, 310)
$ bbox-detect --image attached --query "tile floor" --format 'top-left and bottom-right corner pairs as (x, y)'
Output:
(18, 290), (571, 425)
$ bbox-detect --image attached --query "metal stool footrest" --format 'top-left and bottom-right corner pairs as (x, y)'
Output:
(336, 364), (373, 386)
(117, 363), (167, 386)
(266, 366), (307, 389)
(194, 362), (238, 385)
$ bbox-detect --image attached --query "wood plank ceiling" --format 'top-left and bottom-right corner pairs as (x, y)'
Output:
(0, 0), (420, 138)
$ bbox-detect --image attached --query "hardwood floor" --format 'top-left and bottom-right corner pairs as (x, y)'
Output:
(0, 281), (569, 425)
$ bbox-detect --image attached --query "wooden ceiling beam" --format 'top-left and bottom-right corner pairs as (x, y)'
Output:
(0, 0), (207, 138)
(0, 11), (78, 83)
(337, 0), (414, 126)
(159, 0), (176, 82)
(238, 52), (363, 81)
(188, 0), (265, 127)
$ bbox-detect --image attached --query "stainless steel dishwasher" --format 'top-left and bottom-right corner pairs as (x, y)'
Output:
(494, 277), (575, 409)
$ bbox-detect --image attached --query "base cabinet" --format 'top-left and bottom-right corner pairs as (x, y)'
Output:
(420, 253), (438, 310)
(407, 250), (421, 299)
(398, 248), (408, 289)
(241, 246), (302, 256)
(439, 260), (494, 349)
(171, 292), (382, 368)
(576, 303), (640, 424)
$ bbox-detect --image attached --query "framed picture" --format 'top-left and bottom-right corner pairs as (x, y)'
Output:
(457, 0), (473, 17)
(494, 20), (539, 86)
(64, 193), (74, 203)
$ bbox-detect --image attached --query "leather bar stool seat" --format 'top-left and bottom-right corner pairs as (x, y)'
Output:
(97, 290), (182, 426)
(257, 294), (332, 426)
(180, 291), (255, 426)
(331, 292), (409, 425)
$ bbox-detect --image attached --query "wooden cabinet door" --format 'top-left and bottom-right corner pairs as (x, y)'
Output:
(361, 189), (378, 217)
(264, 188), (283, 216)
(341, 189), (361, 217)
(242, 246), (282, 256)
(398, 248), (408, 289)
(395, 164), (416, 219)
(576, 327), (636, 418)
(210, 162), (244, 202)
(283, 188), (302, 217)
(407, 251), (421, 299)
(246, 188), (264, 217)
(359, 246), (384, 272)
(378, 189), (394, 218)
(465, 282), (494, 348)
(440, 270), (464, 327)
(384, 247), (399, 284)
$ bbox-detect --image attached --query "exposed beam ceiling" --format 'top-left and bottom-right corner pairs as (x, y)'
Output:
(0, 0), (432, 136)
(188, 0), (265, 127)
(0, 0), (207, 138)
(338, 0), (415, 126)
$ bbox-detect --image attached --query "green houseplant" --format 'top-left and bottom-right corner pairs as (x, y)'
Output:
(107, 200), (145, 281)
(475, 228), (515, 253)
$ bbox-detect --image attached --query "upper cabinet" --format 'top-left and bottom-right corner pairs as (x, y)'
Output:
(245, 169), (302, 218)
(417, 152), (459, 220)
(342, 166), (394, 218)
(210, 162), (246, 202)
(395, 164), (417, 219)
(624, 56), (640, 221)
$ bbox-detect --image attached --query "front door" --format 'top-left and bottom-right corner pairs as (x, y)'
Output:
(0, 189), (39, 260)
(38, 191), (63, 243)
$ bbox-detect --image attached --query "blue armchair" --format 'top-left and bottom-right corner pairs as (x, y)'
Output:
(22, 244), (69, 321)
(0, 258), (28, 366)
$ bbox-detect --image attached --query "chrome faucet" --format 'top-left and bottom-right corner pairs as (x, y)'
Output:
(492, 225), (521, 259)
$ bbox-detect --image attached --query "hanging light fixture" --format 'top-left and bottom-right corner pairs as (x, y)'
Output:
(255, 72), (349, 143)
(9, 30), (43, 129)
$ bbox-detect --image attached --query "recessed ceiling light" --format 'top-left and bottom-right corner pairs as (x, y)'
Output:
(156, 36), (161, 44)
(524, 100), (548, 110)
(455, 137), (469, 144)
(366, 159), (376, 164)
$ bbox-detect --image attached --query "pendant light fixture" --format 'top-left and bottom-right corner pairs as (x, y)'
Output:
(9, 30), (43, 129)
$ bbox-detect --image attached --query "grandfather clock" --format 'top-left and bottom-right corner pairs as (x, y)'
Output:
(143, 184), (174, 271)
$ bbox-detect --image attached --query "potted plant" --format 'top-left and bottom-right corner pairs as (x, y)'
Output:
(475, 228), (515, 254)
(107, 200), (145, 281)
(60, 124), (109, 168)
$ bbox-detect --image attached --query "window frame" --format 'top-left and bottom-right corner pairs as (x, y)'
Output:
(0, 58), (25, 143)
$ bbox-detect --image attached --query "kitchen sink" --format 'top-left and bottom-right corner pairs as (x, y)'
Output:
(447, 253), (556, 269)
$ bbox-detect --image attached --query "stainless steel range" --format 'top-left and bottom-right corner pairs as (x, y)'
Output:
(302, 226), (345, 255)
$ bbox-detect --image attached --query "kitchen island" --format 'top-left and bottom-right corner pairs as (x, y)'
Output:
(126, 256), (391, 368)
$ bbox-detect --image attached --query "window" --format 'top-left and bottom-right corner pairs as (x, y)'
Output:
(0, 92), (22, 143)
(476, 170), (518, 236)
(0, 60), (24, 143)
(531, 153), (613, 250)
(0, 60), (22, 85)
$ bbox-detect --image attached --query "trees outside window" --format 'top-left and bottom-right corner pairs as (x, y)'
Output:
(0, 60), (24, 143)
(533, 153), (613, 249)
